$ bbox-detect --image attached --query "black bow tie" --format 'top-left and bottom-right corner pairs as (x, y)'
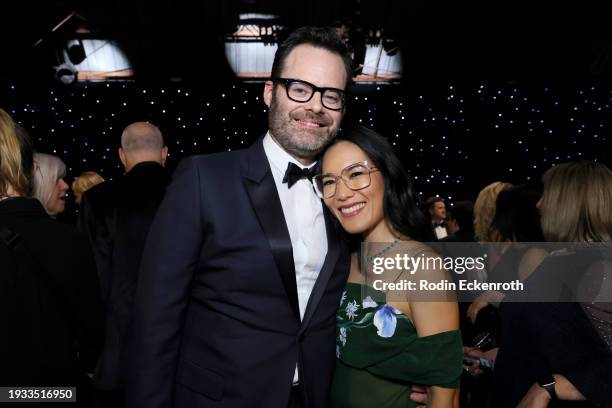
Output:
(283, 162), (315, 188)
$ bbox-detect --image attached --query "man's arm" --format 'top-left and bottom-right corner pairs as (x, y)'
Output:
(126, 157), (204, 408)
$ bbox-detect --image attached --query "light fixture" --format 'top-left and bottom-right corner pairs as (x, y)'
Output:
(55, 63), (78, 85)
(66, 40), (87, 65)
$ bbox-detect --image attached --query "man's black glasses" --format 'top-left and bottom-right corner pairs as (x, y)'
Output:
(272, 77), (346, 111)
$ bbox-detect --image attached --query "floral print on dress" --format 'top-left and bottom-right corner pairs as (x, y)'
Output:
(372, 304), (403, 338)
(339, 327), (347, 346)
(336, 290), (411, 358)
(361, 296), (404, 338)
(345, 300), (359, 320)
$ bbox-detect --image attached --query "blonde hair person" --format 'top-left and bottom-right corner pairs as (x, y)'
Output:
(0, 109), (33, 198)
(473, 181), (513, 242)
(0, 108), (103, 394)
(540, 161), (612, 242)
(72, 171), (105, 205)
(490, 163), (612, 406)
(32, 152), (69, 217)
(468, 181), (514, 295)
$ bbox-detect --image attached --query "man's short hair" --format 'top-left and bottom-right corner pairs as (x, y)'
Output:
(271, 26), (353, 90)
(425, 196), (445, 210)
(120, 122), (164, 154)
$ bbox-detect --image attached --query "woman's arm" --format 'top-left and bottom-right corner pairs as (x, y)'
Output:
(412, 297), (460, 408)
(517, 374), (585, 408)
(467, 248), (548, 323)
(391, 260), (460, 408)
(429, 386), (459, 408)
(553, 374), (586, 400)
(466, 290), (504, 323)
(383, 298), (459, 408)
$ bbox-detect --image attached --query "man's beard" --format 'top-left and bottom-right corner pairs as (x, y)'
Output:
(267, 94), (338, 161)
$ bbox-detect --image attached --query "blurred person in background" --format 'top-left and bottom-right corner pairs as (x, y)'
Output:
(473, 181), (513, 244)
(467, 185), (547, 324)
(0, 108), (104, 407)
(443, 200), (475, 242)
(32, 152), (69, 218)
(425, 196), (449, 240)
(493, 161), (612, 407)
(463, 186), (548, 406)
(72, 171), (105, 205)
(78, 121), (169, 408)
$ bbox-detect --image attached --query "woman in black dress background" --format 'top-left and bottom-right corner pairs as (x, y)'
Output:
(495, 161), (612, 408)
(0, 108), (104, 406)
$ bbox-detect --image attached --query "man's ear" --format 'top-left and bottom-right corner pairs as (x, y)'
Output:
(119, 148), (128, 169)
(160, 146), (168, 166)
(263, 80), (274, 108)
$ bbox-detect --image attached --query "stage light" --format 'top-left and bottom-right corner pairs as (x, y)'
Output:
(66, 40), (87, 65)
(55, 63), (78, 85)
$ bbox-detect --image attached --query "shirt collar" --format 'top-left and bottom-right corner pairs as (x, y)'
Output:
(263, 131), (317, 174)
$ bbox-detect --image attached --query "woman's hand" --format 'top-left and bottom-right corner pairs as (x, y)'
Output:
(467, 297), (489, 324)
(463, 347), (497, 377)
(463, 347), (485, 376)
(517, 383), (551, 408)
(409, 384), (427, 408)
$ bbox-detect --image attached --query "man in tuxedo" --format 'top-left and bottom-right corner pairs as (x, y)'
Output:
(78, 122), (170, 407)
(126, 27), (352, 408)
(426, 196), (449, 240)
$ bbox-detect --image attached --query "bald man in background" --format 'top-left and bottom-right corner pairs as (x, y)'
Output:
(78, 122), (170, 408)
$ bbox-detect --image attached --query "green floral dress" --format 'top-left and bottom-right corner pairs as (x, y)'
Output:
(330, 282), (463, 408)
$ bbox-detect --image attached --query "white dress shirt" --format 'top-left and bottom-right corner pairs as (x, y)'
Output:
(263, 132), (328, 384)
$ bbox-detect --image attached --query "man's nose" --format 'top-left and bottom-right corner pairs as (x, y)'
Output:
(304, 91), (323, 114)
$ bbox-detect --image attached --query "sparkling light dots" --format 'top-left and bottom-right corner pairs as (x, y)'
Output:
(3, 80), (609, 198)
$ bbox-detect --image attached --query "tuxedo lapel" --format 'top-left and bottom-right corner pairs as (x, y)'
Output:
(242, 138), (301, 321)
(299, 206), (340, 332)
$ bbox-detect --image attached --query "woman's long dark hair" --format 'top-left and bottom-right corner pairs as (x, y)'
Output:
(325, 125), (433, 243)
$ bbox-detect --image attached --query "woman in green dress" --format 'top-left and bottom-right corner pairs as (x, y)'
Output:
(312, 126), (463, 407)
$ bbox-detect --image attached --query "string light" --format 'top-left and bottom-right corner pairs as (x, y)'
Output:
(3, 80), (608, 200)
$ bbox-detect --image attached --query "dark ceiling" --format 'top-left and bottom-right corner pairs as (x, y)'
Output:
(3, 1), (612, 85)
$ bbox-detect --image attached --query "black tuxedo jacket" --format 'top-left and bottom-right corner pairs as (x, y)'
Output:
(126, 138), (350, 407)
(78, 161), (170, 389)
